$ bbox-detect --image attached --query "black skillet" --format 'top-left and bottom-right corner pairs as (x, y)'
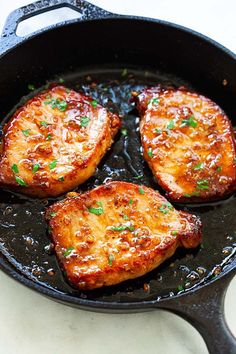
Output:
(0, 1), (235, 353)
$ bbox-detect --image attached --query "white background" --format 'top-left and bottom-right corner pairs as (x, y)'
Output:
(0, 1), (235, 354)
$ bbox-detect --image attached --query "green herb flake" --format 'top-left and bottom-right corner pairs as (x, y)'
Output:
(111, 225), (127, 231)
(139, 188), (145, 195)
(88, 202), (104, 215)
(44, 98), (68, 112)
(15, 176), (27, 186)
(148, 97), (159, 108)
(49, 160), (57, 170)
(133, 175), (142, 180)
(32, 164), (40, 173)
(108, 254), (114, 266)
(147, 148), (153, 158)
(28, 84), (35, 91)
(121, 128), (128, 136)
(193, 162), (204, 171)
(181, 115), (198, 128)
(58, 77), (64, 83)
(46, 134), (52, 141)
(184, 191), (201, 198)
(154, 128), (162, 134)
(166, 119), (175, 130)
(11, 164), (19, 174)
(50, 212), (57, 217)
(121, 68), (128, 77)
(123, 215), (129, 221)
(40, 121), (48, 127)
(159, 202), (174, 214)
(177, 285), (184, 292)
(80, 116), (90, 127)
(217, 166), (222, 172)
(22, 129), (30, 137)
(111, 224), (134, 232)
(197, 179), (209, 190)
(58, 176), (65, 182)
(64, 247), (74, 258)
(129, 199), (134, 205)
(91, 100), (98, 108)
(55, 99), (67, 112)
(171, 231), (178, 236)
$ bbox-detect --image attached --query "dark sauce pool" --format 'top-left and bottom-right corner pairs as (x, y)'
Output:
(0, 66), (235, 302)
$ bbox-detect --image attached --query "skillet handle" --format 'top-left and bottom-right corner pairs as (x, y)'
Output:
(0, 0), (112, 54)
(157, 270), (236, 354)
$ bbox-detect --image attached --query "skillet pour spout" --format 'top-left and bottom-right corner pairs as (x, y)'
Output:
(0, 1), (236, 353)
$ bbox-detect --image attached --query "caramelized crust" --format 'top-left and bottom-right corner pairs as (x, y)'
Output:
(0, 86), (120, 197)
(136, 86), (236, 202)
(46, 181), (202, 290)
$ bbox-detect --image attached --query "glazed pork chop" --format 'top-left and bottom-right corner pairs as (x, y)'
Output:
(0, 86), (120, 197)
(135, 86), (236, 202)
(46, 181), (202, 290)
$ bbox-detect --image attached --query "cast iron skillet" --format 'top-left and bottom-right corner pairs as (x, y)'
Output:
(0, 1), (235, 353)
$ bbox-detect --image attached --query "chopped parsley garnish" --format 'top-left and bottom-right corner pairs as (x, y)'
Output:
(11, 164), (19, 174)
(177, 285), (184, 292)
(40, 121), (48, 127)
(121, 128), (128, 136)
(50, 212), (57, 217)
(217, 166), (222, 172)
(46, 134), (52, 141)
(129, 199), (134, 205)
(22, 129), (30, 137)
(159, 202), (173, 214)
(166, 120), (175, 130)
(32, 164), (40, 173)
(155, 128), (162, 134)
(64, 247), (74, 257)
(80, 116), (90, 127)
(171, 231), (178, 236)
(193, 162), (204, 171)
(88, 201), (104, 215)
(133, 175), (142, 180)
(58, 176), (65, 182)
(15, 176), (27, 186)
(121, 68), (128, 77)
(49, 160), (57, 170)
(28, 84), (35, 91)
(90, 100), (98, 108)
(197, 179), (209, 190)
(148, 97), (159, 108)
(108, 254), (114, 266)
(147, 148), (153, 158)
(184, 191), (200, 198)
(139, 188), (145, 195)
(111, 224), (134, 232)
(58, 77), (64, 83)
(181, 115), (198, 128)
(123, 215), (129, 221)
(44, 98), (68, 112)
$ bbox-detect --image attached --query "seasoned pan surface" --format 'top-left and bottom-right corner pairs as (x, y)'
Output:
(0, 66), (235, 303)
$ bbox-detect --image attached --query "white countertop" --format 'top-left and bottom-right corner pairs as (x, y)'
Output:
(0, 1), (235, 354)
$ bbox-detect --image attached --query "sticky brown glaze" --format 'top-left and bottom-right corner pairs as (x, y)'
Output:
(46, 181), (202, 290)
(135, 86), (236, 202)
(0, 86), (121, 197)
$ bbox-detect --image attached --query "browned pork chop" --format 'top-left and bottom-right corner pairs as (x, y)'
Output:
(135, 86), (236, 202)
(0, 86), (120, 197)
(46, 181), (202, 290)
